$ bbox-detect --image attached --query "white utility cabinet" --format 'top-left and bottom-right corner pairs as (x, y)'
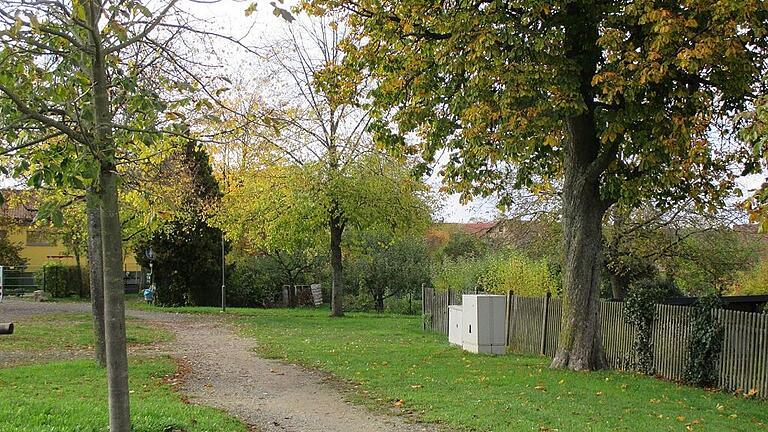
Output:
(448, 305), (463, 346)
(461, 294), (507, 355)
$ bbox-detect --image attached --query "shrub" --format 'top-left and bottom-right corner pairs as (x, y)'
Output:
(226, 256), (284, 307)
(684, 295), (724, 388)
(734, 260), (768, 295)
(479, 251), (559, 296)
(431, 251), (559, 297)
(384, 295), (420, 315)
(36, 262), (83, 298)
(430, 257), (484, 292)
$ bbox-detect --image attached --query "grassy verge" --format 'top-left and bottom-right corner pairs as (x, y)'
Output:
(0, 358), (247, 432)
(0, 313), (172, 352)
(147, 306), (767, 431)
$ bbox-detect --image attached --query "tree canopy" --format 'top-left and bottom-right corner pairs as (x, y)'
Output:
(305, 0), (768, 369)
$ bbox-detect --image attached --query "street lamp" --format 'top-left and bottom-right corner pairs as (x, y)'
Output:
(221, 232), (226, 313)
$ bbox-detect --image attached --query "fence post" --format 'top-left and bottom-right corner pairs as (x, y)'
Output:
(432, 288), (436, 331)
(505, 290), (513, 347)
(421, 283), (426, 330)
(540, 291), (551, 355)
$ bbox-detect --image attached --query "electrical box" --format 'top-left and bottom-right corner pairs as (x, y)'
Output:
(448, 305), (463, 346)
(461, 294), (507, 355)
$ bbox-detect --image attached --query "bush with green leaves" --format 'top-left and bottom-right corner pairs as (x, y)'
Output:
(431, 251), (559, 297)
(345, 232), (431, 312)
(35, 262), (83, 298)
(684, 295), (724, 388)
(226, 256), (285, 308)
(734, 259), (768, 295)
(622, 279), (674, 373)
(430, 257), (484, 293)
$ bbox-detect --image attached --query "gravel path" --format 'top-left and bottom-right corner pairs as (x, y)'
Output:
(0, 299), (439, 432)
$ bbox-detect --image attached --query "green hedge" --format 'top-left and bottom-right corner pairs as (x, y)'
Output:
(35, 262), (85, 298)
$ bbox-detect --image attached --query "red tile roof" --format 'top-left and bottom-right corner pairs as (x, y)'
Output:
(0, 190), (37, 222)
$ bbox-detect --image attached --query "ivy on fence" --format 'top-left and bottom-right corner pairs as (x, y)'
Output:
(684, 295), (724, 388)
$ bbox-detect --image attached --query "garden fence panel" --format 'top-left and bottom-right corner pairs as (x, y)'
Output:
(423, 291), (768, 397)
(544, 298), (562, 357)
(652, 304), (691, 381)
(600, 301), (634, 370)
(716, 308), (768, 396)
(508, 297), (545, 354)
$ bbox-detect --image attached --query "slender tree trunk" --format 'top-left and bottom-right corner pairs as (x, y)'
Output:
(550, 3), (609, 371)
(86, 202), (106, 367)
(329, 212), (344, 317)
(374, 291), (384, 313)
(100, 168), (131, 431)
(87, 1), (130, 428)
(610, 272), (626, 300)
(74, 249), (85, 298)
(287, 274), (297, 308)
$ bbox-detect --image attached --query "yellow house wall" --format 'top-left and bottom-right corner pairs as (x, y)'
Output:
(5, 225), (141, 271)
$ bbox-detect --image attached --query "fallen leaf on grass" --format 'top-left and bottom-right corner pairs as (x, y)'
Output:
(393, 399), (404, 407)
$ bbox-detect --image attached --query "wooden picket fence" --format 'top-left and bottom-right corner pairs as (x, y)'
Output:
(422, 287), (768, 397)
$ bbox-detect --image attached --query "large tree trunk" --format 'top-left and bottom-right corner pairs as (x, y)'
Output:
(86, 201), (106, 367)
(100, 168), (131, 431)
(550, 3), (609, 371)
(329, 212), (344, 317)
(551, 168), (608, 370)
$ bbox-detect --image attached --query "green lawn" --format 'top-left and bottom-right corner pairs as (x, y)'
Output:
(0, 309), (246, 431)
(0, 358), (247, 432)
(0, 313), (172, 352)
(146, 306), (767, 432)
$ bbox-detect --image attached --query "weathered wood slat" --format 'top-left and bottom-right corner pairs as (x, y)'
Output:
(422, 292), (767, 397)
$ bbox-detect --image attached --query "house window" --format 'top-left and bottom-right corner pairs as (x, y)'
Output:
(26, 230), (54, 246)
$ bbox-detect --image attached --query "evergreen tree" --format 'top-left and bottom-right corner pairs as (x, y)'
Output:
(136, 142), (223, 306)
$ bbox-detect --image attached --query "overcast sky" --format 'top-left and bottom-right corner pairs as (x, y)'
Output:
(176, 0), (500, 222)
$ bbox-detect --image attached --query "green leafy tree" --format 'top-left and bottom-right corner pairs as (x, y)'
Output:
(346, 230), (430, 312)
(0, 1), (202, 427)
(307, 0), (768, 369)
(439, 230), (487, 260)
(208, 17), (435, 316)
(0, 220), (26, 266)
(666, 229), (760, 295)
(213, 153), (433, 309)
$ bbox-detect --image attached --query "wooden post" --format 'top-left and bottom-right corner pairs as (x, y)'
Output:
(421, 283), (426, 330)
(540, 291), (551, 355)
(505, 290), (513, 347)
(431, 287), (436, 331)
